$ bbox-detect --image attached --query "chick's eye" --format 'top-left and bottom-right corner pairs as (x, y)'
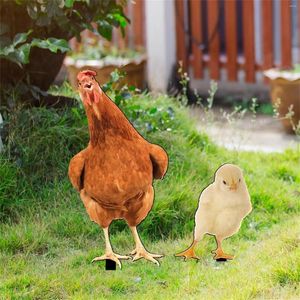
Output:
(239, 178), (241, 182)
(223, 180), (226, 185)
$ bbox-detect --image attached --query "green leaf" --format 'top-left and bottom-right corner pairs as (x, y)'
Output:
(0, 51), (22, 68)
(47, 38), (70, 52)
(54, 14), (69, 28)
(72, 9), (83, 20)
(17, 43), (31, 64)
(13, 30), (32, 47)
(1, 45), (15, 56)
(115, 94), (122, 106)
(31, 38), (48, 49)
(31, 38), (70, 53)
(46, 1), (59, 18)
(128, 105), (141, 111)
(0, 38), (32, 67)
(149, 107), (158, 115)
(110, 70), (120, 82)
(26, 2), (38, 20)
(97, 20), (113, 40)
(113, 13), (127, 28)
(65, 0), (75, 8)
(128, 85), (136, 91)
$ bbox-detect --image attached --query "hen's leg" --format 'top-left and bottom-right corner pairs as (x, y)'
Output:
(129, 226), (163, 266)
(213, 237), (234, 260)
(80, 190), (131, 268)
(92, 227), (131, 269)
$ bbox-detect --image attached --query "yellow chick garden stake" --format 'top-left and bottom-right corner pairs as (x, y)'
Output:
(176, 164), (252, 261)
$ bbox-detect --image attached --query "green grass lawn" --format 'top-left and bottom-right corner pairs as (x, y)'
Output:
(0, 92), (299, 299)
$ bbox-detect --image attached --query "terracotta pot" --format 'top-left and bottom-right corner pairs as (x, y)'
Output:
(264, 69), (300, 134)
(64, 56), (146, 90)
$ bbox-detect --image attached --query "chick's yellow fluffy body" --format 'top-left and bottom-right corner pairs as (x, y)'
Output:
(176, 164), (252, 261)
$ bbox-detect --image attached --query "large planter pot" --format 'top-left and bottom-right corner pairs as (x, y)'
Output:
(264, 69), (300, 133)
(0, 2), (70, 92)
(64, 55), (146, 90)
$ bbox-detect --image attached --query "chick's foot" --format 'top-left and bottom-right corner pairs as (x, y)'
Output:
(92, 252), (131, 269)
(175, 246), (199, 260)
(213, 249), (234, 261)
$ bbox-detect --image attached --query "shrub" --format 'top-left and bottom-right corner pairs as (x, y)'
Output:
(3, 105), (88, 187)
(0, 156), (17, 219)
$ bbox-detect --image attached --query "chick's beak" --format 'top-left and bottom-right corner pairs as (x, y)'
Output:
(229, 182), (238, 191)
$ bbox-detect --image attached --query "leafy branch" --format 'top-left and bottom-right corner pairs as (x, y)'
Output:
(0, 31), (70, 67)
(0, 0), (128, 69)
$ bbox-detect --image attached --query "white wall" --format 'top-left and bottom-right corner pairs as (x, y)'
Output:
(145, 0), (177, 92)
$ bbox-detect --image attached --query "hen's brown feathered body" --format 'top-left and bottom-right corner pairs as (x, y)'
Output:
(68, 70), (168, 267)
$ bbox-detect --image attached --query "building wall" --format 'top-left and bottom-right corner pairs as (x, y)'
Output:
(145, 0), (176, 92)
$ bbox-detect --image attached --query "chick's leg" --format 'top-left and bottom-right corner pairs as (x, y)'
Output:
(129, 226), (163, 266)
(176, 221), (205, 260)
(213, 237), (234, 260)
(92, 227), (131, 269)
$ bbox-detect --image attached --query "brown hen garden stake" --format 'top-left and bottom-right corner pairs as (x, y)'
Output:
(68, 70), (168, 269)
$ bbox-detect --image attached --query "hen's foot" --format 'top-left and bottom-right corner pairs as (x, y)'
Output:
(175, 246), (199, 260)
(130, 249), (137, 255)
(131, 248), (163, 266)
(130, 248), (162, 257)
(92, 252), (131, 269)
(213, 249), (234, 261)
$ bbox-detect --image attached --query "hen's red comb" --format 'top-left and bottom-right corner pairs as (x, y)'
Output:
(77, 70), (97, 81)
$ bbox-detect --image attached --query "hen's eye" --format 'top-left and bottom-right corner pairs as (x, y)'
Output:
(223, 180), (226, 185)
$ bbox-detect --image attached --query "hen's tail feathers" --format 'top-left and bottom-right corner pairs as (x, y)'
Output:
(149, 144), (168, 179)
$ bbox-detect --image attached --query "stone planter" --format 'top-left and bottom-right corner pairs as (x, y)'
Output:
(264, 69), (300, 133)
(64, 55), (146, 90)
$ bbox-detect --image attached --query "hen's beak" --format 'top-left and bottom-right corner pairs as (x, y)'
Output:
(84, 82), (93, 90)
(229, 181), (237, 191)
